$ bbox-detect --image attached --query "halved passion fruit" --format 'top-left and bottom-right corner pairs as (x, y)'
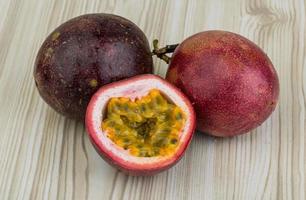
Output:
(86, 74), (195, 175)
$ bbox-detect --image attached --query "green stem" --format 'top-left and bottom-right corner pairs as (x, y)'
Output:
(152, 39), (179, 64)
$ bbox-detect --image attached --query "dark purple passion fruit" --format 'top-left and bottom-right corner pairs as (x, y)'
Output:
(34, 13), (153, 120)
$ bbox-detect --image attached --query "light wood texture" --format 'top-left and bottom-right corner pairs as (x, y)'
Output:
(0, 0), (305, 199)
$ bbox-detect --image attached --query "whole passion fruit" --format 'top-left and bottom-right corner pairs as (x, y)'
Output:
(86, 74), (195, 175)
(34, 13), (153, 120)
(153, 31), (279, 137)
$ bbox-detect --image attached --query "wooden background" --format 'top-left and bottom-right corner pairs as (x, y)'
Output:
(0, 0), (305, 199)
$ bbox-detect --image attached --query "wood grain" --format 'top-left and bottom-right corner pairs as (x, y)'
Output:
(0, 0), (305, 199)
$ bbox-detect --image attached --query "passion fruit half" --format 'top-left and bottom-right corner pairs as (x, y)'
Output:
(86, 74), (195, 175)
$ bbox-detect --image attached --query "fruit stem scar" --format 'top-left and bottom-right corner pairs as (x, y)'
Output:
(152, 39), (179, 64)
(89, 79), (98, 87)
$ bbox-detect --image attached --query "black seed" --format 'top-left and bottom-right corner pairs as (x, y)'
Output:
(159, 113), (170, 121)
(130, 121), (141, 128)
(154, 139), (167, 147)
(134, 107), (140, 113)
(140, 104), (146, 112)
(108, 121), (116, 127)
(156, 96), (162, 105)
(120, 115), (129, 124)
(176, 112), (182, 120)
(159, 128), (171, 134)
(113, 102), (121, 111)
(123, 104), (129, 111)
(148, 101), (154, 109)
(170, 138), (178, 144)
(113, 125), (121, 132)
(138, 152), (146, 157)
(123, 138), (130, 143)
(153, 148), (160, 155)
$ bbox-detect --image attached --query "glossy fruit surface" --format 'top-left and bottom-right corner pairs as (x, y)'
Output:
(34, 13), (153, 120)
(166, 31), (279, 137)
(86, 74), (195, 175)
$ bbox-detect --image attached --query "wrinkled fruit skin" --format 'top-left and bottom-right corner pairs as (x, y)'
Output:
(166, 31), (279, 137)
(34, 13), (153, 120)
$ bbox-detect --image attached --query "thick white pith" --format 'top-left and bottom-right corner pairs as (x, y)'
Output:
(88, 76), (193, 167)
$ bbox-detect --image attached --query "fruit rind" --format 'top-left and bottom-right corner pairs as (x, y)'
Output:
(86, 74), (195, 175)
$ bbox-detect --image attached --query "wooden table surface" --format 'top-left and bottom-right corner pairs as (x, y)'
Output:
(0, 0), (305, 199)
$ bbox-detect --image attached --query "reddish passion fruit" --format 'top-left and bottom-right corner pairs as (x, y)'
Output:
(154, 31), (279, 137)
(86, 74), (195, 175)
(34, 14), (153, 120)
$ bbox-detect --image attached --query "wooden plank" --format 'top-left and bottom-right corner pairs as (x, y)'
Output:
(0, 0), (305, 199)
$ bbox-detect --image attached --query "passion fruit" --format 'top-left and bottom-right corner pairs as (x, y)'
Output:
(34, 13), (153, 120)
(86, 74), (195, 175)
(153, 30), (279, 137)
